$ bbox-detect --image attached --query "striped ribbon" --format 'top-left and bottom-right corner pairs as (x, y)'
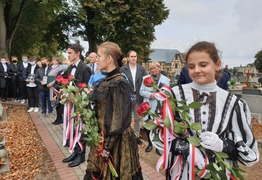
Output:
(69, 115), (84, 153)
(188, 144), (209, 179)
(153, 85), (176, 171)
(189, 144), (196, 180)
(62, 103), (68, 146)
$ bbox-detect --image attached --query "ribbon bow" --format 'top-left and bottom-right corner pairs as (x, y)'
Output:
(197, 92), (213, 105)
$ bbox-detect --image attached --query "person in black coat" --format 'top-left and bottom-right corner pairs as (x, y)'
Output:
(51, 59), (71, 125)
(35, 57), (52, 117)
(26, 56), (40, 112)
(61, 44), (91, 168)
(17, 54), (29, 103)
(177, 66), (192, 85)
(0, 57), (11, 102)
(9, 56), (19, 101)
(120, 50), (147, 145)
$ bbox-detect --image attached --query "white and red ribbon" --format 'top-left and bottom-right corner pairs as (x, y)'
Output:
(188, 144), (209, 179)
(69, 115), (84, 153)
(153, 85), (176, 171)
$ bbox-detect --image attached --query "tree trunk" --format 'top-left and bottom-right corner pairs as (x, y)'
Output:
(85, 7), (97, 53)
(0, 1), (7, 57)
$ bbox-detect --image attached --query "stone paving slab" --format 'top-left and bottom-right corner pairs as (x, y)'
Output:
(28, 109), (165, 180)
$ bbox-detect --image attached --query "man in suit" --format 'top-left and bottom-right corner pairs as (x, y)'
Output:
(17, 54), (29, 104)
(120, 50), (147, 144)
(0, 57), (11, 102)
(62, 43), (91, 168)
(9, 56), (19, 101)
(87, 52), (100, 75)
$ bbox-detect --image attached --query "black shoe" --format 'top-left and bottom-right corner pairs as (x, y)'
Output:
(68, 153), (85, 167)
(53, 120), (63, 125)
(52, 120), (57, 124)
(64, 140), (69, 147)
(136, 138), (143, 145)
(145, 145), (153, 152)
(62, 152), (77, 163)
(156, 149), (162, 156)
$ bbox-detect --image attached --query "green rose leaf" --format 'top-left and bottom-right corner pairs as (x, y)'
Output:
(187, 136), (201, 146)
(213, 163), (221, 171)
(215, 152), (229, 159)
(68, 85), (78, 92)
(152, 134), (160, 142)
(188, 102), (203, 109)
(164, 117), (171, 128)
(232, 167), (246, 173)
(62, 89), (68, 94)
(60, 98), (67, 104)
(70, 112), (77, 117)
(217, 171), (228, 180)
(169, 97), (176, 110)
(144, 121), (157, 130)
(69, 92), (75, 100)
(174, 121), (188, 129)
(190, 122), (202, 132)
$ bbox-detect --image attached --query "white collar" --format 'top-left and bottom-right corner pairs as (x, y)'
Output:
(190, 81), (217, 92)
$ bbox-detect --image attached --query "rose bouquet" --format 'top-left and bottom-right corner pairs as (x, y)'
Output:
(138, 78), (245, 180)
(56, 75), (118, 177)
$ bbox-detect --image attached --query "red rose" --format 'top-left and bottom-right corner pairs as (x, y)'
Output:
(137, 102), (151, 117)
(56, 75), (64, 83)
(144, 76), (154, 87)
(68, 75), (74, 81)
(78, 83), (87, 89)
(61, 78), (69, 85)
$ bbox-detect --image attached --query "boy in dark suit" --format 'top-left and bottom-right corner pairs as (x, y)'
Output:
(62, 44), (91, 167)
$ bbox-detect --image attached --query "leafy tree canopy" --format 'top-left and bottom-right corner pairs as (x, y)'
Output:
(1, 0), (169, 63)
(79, 0), (169, 62)
(254, 49), (262, 72)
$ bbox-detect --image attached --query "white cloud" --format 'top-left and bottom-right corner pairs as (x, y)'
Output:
(152, 0), (262, 68)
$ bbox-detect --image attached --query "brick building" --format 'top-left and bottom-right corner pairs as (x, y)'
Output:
(142, 49), (184, 81)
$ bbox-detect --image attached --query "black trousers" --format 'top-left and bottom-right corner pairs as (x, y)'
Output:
(27, 86), (39, 108)
(18, 81), (27, 99)
(56, 102), (64, 121)
(11, 76), (19, 99)
(0, 78), (10, 99)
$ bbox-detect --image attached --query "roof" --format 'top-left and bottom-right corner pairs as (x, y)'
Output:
(149, 49), (181, 63)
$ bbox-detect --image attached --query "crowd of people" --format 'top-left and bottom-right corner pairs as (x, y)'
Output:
(0, 40), (259, 179)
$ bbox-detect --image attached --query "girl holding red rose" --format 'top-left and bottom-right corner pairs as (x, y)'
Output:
(139, 61), (170, 154)
(166, 41), (259, 179)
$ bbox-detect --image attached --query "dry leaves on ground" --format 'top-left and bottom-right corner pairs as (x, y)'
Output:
(0, 104), (59, 180)
(252, 119), (262, 140)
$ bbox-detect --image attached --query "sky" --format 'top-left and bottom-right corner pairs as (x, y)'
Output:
(151, 0), (262, 68)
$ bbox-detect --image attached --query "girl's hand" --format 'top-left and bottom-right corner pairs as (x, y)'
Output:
(150, 93), (155, 99)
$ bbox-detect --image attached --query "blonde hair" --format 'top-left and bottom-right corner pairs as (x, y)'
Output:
(52, 56), (63, 64)
(149, 61), (161, 70)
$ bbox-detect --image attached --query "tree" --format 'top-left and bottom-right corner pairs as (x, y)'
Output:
(0, 0), (71, 59)
(79, 0), (169, 61)
(254, 49), (262, 72)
